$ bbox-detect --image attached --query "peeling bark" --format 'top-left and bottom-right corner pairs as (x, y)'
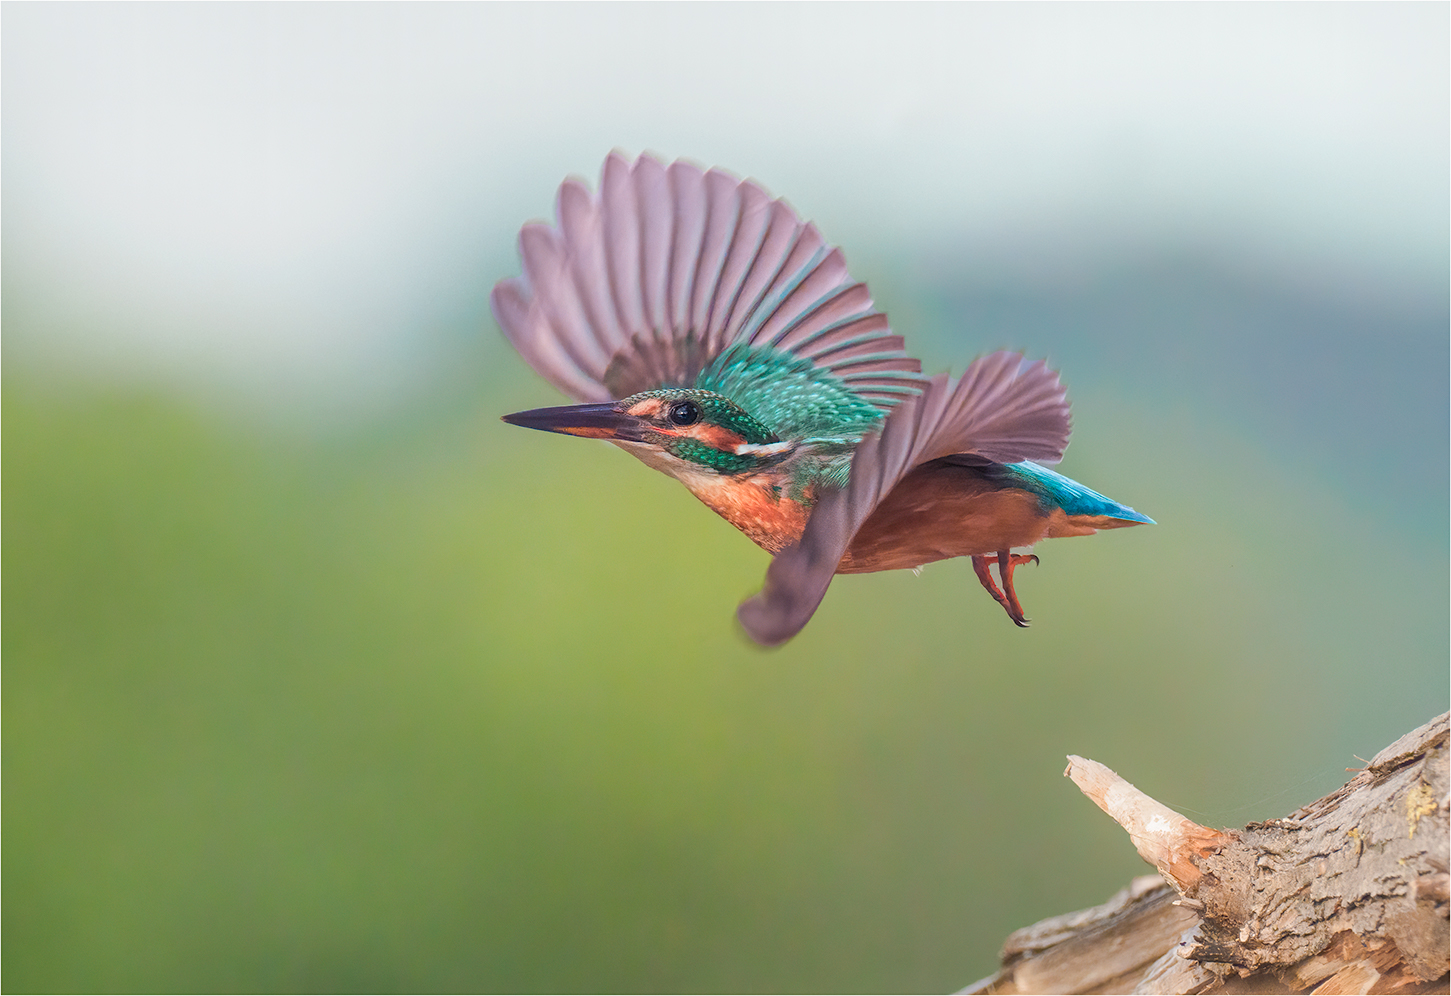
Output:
(963, 713), (1449, 995)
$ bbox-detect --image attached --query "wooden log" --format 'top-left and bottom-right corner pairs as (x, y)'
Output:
(963, 713), (1449, 995)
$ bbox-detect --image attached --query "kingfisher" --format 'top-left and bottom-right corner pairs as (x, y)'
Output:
(494, 152), (1153, 646)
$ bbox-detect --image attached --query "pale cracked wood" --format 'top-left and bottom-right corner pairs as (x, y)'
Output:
(963, 712), (1449, 995)
(1065, 756), (1232, 894)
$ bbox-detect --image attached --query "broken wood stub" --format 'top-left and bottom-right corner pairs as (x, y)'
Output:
(967, 713), (1449, 995)
(1065, 755), (1235, 896)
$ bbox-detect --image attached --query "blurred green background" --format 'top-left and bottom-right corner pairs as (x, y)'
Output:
(4, 5), (1447, 993)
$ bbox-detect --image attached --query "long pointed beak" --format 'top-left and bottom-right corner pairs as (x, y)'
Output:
(500, 402), (650, 442)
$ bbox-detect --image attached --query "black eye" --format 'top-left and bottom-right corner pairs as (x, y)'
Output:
(668, 400), (700, 426)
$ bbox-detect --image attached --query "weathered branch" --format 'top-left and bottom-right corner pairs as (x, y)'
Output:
(964, 713), (1449, 995)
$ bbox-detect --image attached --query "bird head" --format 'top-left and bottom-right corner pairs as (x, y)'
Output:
(502, 389), (799, 481)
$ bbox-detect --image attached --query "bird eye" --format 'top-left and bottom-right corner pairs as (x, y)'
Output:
(668, 400), (700, 426)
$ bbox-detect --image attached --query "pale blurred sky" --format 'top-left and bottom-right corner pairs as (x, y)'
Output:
(4, 2), (1446, 418)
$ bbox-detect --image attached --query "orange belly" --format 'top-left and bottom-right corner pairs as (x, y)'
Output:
(839, 468), (1052, 573)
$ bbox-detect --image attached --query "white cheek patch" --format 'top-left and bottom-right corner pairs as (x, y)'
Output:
(732, 441), (794, 458)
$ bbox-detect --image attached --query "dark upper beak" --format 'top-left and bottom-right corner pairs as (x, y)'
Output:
(500, 402), (651, 443)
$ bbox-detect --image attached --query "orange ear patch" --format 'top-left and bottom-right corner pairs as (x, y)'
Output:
(686, 423), (747, 452)
(641, 419), (747, 453)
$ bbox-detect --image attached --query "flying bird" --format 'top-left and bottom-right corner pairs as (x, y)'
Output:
(493, 152), (1152, 645)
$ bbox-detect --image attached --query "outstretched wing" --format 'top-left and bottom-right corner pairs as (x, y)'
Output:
(737, 352), (1071, 646)
(491, 151), (923, 408)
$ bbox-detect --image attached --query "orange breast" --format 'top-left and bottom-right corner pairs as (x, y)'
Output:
(682, 476), (811, 555)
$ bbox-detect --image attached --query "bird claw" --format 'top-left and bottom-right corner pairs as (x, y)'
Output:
(971, 551), (1038, 627)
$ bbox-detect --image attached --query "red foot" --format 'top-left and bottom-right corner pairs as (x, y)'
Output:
(971, 549), (1039, 627)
